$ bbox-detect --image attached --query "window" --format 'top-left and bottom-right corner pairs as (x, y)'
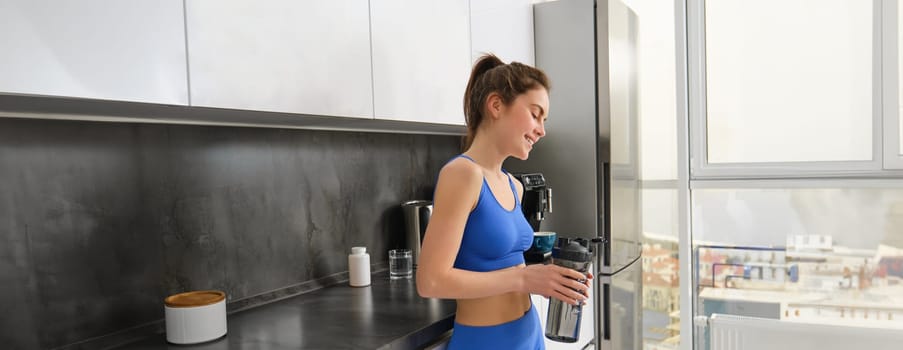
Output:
(691, 0), (889, 178)
(684, 1), (903, 349)
(625, 0), (681, 347)
(692, 187), (903, 347)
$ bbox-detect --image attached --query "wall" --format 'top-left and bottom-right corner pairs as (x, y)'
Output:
(0, 117), (459, 349)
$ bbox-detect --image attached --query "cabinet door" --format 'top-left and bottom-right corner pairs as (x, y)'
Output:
(0, 0), (188, 105)
(470, 0), (535, 66)
(186, 0), (373, 118)
(371, 0), (470, 125)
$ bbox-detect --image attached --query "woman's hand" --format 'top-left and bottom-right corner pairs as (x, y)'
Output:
(521, 264), (593, 306)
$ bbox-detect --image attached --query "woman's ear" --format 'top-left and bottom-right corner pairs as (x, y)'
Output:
(486, 93), (503, 120)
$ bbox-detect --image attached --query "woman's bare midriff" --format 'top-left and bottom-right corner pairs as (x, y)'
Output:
(454, 264), (533, 326)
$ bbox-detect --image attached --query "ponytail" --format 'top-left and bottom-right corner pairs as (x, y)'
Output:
(462, 54), (505, 150)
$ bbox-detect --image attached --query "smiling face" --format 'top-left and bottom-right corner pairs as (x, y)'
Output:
(489, 87), (550, 160)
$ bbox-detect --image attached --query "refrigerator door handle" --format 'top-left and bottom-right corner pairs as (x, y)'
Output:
(592, 239), (609, 350)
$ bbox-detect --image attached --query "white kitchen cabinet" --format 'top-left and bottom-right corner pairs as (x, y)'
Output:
(185, 0), (373, 118)
(370, 0), (471, 126)
(0, 0), (188, 105)
(470, 0), (535, 66)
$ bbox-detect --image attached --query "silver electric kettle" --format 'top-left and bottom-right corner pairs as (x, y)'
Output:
(401, 200), (432, 266)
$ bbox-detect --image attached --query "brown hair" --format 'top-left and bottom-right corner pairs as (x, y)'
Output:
(462, 54), (550, 150)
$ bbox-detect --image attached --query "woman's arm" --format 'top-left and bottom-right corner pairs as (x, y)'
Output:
(416, 160), (589, 304)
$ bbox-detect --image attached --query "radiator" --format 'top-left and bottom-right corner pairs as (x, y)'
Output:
(708, 314), (903, 350)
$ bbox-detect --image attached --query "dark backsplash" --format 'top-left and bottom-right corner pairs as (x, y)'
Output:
(0, 117), (459, 349)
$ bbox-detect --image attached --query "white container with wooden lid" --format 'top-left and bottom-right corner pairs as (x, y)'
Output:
(164, 290), (227, 344)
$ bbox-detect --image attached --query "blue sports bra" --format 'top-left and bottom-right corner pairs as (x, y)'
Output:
(451, 155), (534, 272)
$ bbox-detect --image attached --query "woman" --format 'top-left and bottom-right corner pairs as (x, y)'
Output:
(416, 54), (592, 350)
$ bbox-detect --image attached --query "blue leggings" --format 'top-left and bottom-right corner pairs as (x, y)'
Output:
(448, 303), (545, 350)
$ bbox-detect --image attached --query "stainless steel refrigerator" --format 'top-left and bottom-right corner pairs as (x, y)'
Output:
(507, 0), (642, 349)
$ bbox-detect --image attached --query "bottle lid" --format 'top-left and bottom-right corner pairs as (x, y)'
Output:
(351, 246), (366, 255)
(164, 290), (226, 308)
(552, 238), (592, 262)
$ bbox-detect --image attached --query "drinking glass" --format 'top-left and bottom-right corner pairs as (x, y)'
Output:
(389, 249), (413, 279)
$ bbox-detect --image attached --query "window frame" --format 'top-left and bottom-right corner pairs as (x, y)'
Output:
(681, 2), (903, 350)
(688, 0), (903, 180)
(883, 0), (903, 169)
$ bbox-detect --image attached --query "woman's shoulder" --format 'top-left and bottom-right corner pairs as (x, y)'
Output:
(434, 157), (484, 211)
(439, 157), (483, 185)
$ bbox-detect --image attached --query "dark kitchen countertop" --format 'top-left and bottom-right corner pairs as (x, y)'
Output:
(115, 271), (457, 350)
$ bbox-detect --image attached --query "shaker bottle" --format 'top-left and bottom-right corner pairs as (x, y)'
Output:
(545, 237), (593, 343)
